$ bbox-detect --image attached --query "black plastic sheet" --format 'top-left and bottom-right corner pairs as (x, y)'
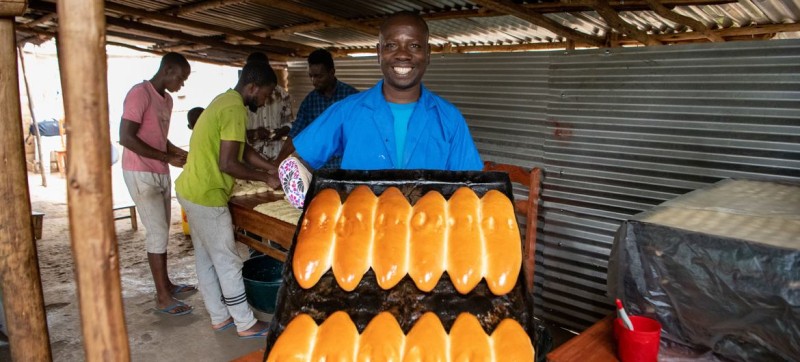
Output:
(263, 169), (551, 361)
(608, 179), (800, 362)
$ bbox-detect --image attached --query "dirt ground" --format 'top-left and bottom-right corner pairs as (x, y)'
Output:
(0, 163), (270, 361)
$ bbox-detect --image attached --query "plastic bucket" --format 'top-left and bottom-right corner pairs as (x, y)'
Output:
(242, 255), (284, 314)
(180, 207), (190, 236)
(615, 316), (662, 362)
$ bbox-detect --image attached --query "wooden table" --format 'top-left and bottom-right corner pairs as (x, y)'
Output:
(228, 192), (298, 262)
(547, 315), (618, 362)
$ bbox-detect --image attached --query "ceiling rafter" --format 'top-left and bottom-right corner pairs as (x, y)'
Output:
(332, 22), (800, 55)
(252, 0), (734, 39)
(469, 0), (605, 47)
(643, 0), (725, 42)
(250, 0), (379, 36)
(102, 2), (314, 55)
(162, 0), (248, 16)
(588, 0), (663, 45)
(20, 13), (57, 29)
(104, 16), (289, 61)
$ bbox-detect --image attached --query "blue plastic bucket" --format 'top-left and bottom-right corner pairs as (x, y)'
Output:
(242, 255), (284, 314)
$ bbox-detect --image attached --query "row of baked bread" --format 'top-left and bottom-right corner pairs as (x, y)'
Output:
(293, 186), (522, 295)
(267, 311), (535, 362)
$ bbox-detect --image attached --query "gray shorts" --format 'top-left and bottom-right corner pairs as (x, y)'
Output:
(123, 170), (171, 253)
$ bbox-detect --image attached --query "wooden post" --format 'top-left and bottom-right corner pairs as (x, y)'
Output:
(0, 15), (54, 362)
(18, 46), (48, 186)
(57, 0), (131, 360)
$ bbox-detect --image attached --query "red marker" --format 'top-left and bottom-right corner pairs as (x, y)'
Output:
(616, 298), (635, 331)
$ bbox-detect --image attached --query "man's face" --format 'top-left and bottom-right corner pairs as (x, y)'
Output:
(378, 16), (430, 94)
(308, 63), (335, 93)
(244, 84), (275, 112)
(165, 65), (190, 93)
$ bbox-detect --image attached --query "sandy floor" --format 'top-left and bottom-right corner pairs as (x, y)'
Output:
(1, 163), (270, 361)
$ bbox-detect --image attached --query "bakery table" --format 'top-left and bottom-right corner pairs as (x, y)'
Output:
(229, 192), (298, 262)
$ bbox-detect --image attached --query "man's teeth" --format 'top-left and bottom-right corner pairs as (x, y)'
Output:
(393, 67), (412, 75)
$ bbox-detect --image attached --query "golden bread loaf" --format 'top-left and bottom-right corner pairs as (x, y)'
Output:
(267, 312), (535, 362)
(408, 191), (448, 292)
(373, 187), (412, 290)
(357, 312), (405, 362)
(293, 186), (521, 295)
(333, 185), (378, 291)
(450, 313), (492, 362)
(293, 188), (341, 289)
(403, 312), (449, 362)
(266, 313), (318, 362)
(311, 311), (359, 361)
(481, 190), (522, 295)
(447, 187), (484, 294)
(491, 318), (535, 362)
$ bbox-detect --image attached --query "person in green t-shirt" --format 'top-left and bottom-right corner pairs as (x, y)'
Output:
(175, 61), (279, 339)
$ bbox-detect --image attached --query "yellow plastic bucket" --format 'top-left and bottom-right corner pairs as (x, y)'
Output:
(181, 207), (190, 236)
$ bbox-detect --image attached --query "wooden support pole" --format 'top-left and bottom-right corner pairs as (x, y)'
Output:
(57, 0), (131, 360)
(18, 46), (48, 186)
(0, 16), (53, 362)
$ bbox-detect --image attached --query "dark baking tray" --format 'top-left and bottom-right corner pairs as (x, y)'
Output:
(263, 169), (549, 360)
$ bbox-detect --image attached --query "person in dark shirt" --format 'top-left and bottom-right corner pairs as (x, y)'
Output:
(276, 49), (358, 168)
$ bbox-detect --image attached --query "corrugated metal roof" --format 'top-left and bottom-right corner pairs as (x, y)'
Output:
(15, 0), (800, 63)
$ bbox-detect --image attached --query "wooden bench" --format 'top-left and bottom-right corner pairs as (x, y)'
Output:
(547, 315), (618, 362)
(113, 203), (137, 231)
(31, 211), (44, 240)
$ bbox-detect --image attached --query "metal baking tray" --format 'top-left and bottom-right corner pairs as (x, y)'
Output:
(263, 169), (549, 360)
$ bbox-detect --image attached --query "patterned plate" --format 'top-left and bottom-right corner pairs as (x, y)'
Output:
(278, 157), (311, 209)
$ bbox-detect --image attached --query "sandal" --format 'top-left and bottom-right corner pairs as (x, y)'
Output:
(153, 299), (193, 316)
(170, 283), (197, 295)
(213, 318), (235, 332)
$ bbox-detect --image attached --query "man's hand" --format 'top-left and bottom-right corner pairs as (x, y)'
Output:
(264, 173), (281, 190)
(167, 153), (186, 168)
(271, 126), (290, 141)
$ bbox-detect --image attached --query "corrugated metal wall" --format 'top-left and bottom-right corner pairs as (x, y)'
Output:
(287, 39), (800, 331)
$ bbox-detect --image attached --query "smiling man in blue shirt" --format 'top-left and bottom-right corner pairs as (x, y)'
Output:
(291, 11), (482, 171)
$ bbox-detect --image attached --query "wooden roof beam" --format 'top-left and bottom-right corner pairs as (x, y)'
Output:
(334, 22), (800, 55)
(643, 0), (724, 42)
(26, 1), (313, 55)
(19, 13), (57, 29)
(250, 0), (379, 36)
(588, 0), (662, 46)
(256, 21), (330, 38)
(469, 0), (605, 47)
(162, 0), (248, 16)
(102, 2), (315, 55)
(532, 0), (734, 13)
(255, 0), (734, 38)
(104, 16), (289, 61)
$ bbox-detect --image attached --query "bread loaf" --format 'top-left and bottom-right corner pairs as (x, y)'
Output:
(447, 187), (484, 295)
(293, 188), (342, 289)
(311, 311), (359, 361)
(373, 187), (412, 290)
(403, 312), (449, 362)
(481, 190), (521, 295)
(450, 313), (492, 362)
(267, 312), (535, 362)
(491, 318), (535, 362)
(333, 185), (378, 291)
(408, 191), (448, 292)
(357, 312), (405, 362)
(293, 186), (520, 296)
(266, 313), (318, 362)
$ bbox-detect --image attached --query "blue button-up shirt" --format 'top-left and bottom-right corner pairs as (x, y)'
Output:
(290, 80), (358, 169)
(294, 80), (483, 171)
